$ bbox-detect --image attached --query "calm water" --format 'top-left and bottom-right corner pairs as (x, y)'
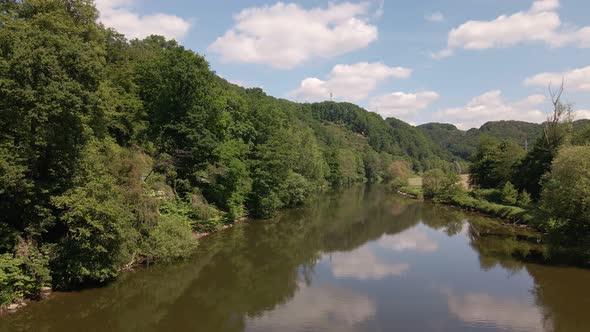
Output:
(2, 186), (590, 332)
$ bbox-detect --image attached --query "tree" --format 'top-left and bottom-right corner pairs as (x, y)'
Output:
(501, 182), (518, 205)
(539, 146), (590, 251)
(423, 169), (462, 200)
(469, 137), (524, 189)
(513, 84), (573, 198)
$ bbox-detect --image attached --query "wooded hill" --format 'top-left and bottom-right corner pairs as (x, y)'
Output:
(418, 119), (590, 160)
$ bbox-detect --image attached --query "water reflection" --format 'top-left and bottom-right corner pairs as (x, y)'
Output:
(377, 228), (439, 253)
(248, 282), (375, 332)
(326, 247), (410, 280)
(2, 185), (589, 332)
(441, 287), (547, 331)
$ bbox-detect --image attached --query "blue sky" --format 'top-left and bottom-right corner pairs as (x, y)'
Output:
(95, 0), (590, 129)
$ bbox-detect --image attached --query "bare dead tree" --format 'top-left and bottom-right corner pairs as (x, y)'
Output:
(544, 79), (572, 145)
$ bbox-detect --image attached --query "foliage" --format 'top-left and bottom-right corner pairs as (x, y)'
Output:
(142, 214), (196, 263)
(518, 190), (532, 209)
(51, 144), (137, 288)
(501, 182), (518, 205)
(448, 194), (531, 223)
(422, 169), (462, 200)
(0, 248), (50, 305)
(513, 99), (573, 198)
(387, 160), (411, 190)
(539, 146), (590, 257)
(469, 137), (524, 189)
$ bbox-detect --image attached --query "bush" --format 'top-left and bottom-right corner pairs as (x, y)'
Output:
(142, 214), (196, 263)
(518, 190), (532, 208)
(501, 182), (518, 205)
(423, 169), (462, 200)
(399, 185), (423, 199)
(471, 188), (502, 204)
(449, 194), (531, 223)
(51, 174), (137, 288)
(159, 199), (224, 233)
(0, 250), (50, 305)
(280, 171), (314, 207)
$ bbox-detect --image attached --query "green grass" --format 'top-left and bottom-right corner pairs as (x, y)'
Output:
(448, 194), (532, 224)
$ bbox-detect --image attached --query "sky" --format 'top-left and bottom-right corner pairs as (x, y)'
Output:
(95, 0), (590, 129)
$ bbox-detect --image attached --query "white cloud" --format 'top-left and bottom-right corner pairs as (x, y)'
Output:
(433, 0), (590, 58)
(328, 247), (409, 280)
(575, 109), (590, 120)
(377, 228), (439, 253)
(425, 12), (444, 22)
(290, 62), (411, 102)
(369, 90), (439, 121)
(95, 0), (191, 40)
(437, 90), (547, 130)
(208, 2), (378, 69)
(524, 65), (590, 92)
(229, 79), (262, 89)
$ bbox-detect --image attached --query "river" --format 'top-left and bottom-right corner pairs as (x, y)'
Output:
(2, 185), (589, 331)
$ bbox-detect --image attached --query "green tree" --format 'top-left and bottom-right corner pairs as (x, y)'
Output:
(513, 92), (573, 198)
(423, 169), (462, 200)
(501, 182), (518, 205)
(50, 142), (137, 288)
(539, 146), (590, 254)
(469, 137), (524, 189)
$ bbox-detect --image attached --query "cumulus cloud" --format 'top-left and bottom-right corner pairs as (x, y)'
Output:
(208, 2), (379, 69)
(95, 0), (191, 40)
(433, 0), (590, 58)
(369, 90), (439, 121)
(425, 12), (444, 22)
(575, 109), (590, 120)
(290, 62), (411, 102)
(524, 65), (590, 92)
(436, 90), (547, 130)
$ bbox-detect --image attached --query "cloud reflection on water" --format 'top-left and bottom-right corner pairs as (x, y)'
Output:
(441, 287), (549, 331)
(247, 282), (375, 332)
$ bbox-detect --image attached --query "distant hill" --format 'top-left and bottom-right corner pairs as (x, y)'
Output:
(418, 119), (590, 160)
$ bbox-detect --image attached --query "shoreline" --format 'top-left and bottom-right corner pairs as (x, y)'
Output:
(1, 215), (252, 315)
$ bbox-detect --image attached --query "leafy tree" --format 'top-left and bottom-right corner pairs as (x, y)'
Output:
(469, 137), (524, 189)
(423, 169), (462, 200)
(513, 89), (573, 198)
(539, 146), (590, 253)
(50, 142), (137, 288)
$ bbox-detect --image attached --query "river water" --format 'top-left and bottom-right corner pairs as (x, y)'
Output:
(2, 186), (589, 331)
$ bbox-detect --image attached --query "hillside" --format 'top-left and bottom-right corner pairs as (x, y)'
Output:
(418, 120), (590, 160)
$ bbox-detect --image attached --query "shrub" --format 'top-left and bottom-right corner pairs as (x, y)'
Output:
(280, 171), (314, 207)
(423, 169), (462, 200)
(501, 182), (518, 205)
(0, 249), (50, 305)
(518, 190), (532, 208)
(471, 188), (502, 204)
(142, 214), (196, 263)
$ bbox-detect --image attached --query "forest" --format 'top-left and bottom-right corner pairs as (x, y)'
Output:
(1, 0), (589, 307)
